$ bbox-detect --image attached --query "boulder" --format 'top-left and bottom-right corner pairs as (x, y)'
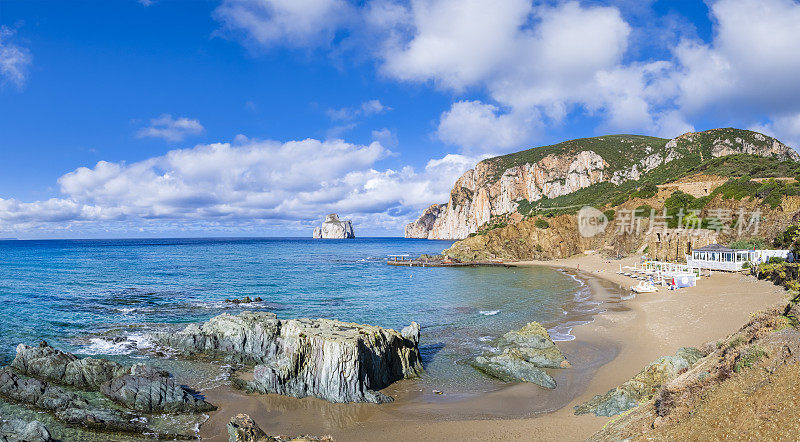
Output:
(574, 347), (703, 416)
(312, 214), (355, 239)
(101, 364), (216, 413)
(0, 416), (53, 442)
(12, 342), (125, 390)
(152, 312), (423, 403)
(227, 414), (331, 442)
(226, 296), (263, 304)
(470, 322), (568, 389)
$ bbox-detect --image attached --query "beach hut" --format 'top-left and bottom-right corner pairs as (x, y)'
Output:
(686, 244), (793, 272)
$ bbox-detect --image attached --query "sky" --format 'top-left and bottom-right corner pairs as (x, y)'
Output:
(1, 0), (800, 239)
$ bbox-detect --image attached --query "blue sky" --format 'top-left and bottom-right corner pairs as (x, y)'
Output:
(1, 0), (800, 238)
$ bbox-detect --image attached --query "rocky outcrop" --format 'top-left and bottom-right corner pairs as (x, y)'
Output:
(471, 322), (568, 389)
(574, 347), (703, 417)
(0, 416), (53, 442)
(151, 312), (423, 403)
(0, 342), (213, 438)
(227, 414), (332, 442)
(101, 364), (216, 413)
(407, 129), (799, 240)
(312, 214), (355, 239)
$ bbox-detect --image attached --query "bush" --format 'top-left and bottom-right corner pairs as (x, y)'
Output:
(634, 183), (658, 199)
(635, 204), (654, 217)
(534, 219), (550, 229)
(730, 238), (766, 250)
(774, 225), (800, 250)
(603, 209), (615, 221)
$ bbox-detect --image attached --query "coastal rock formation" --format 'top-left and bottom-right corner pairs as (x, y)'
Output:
(101, 364), (216, 413)
(406, 129), (799, 240)
(227, 414), (332, 442)
(574, 347), (703, 417)
(471, 322), (568, 389)
(0, 416), (53, 442)
(151, 312), (423, 403)
(12, 341), (126, 390)
(312, 214), (355, 239)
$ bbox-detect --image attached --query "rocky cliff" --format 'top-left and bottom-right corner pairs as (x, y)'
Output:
(406, 129), (799, 240)
(313, 213), (355, 239)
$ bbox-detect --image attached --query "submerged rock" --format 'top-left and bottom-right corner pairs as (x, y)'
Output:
(101, 364), (216, 413)
(152, 312), (423, 403)
(574, 347), (703, 417)
(470, 322), (568, 389)
(227, 414), (332, 442)
(0, 415), (53, 442)
(312, 214), (355, 239)
(226, 296), (263, 304)
(12, 342), (125, 390)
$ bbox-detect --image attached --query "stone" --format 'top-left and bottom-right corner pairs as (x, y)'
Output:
(470, 322), (567, 389)
(151, 312), (423, 403)
(100, 364), (216, 413)
(574, 347), (704, 417)
(226, 297), (263, 304)
(312, 214), (355, 239)
(12, 342), (125, 390)
(227, 414), (331, 442)
(0, 416), (53, 442)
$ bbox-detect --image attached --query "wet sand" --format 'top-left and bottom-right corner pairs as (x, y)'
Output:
(199, 254), (790, 441)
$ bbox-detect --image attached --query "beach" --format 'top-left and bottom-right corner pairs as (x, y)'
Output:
(199, 253), (790, 441)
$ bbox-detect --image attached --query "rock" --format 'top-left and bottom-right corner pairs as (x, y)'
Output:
(472, 353), (556, 389)
(152, 312), (423, 403)
(574, 347), (703, 417)
(470, 322), (567, 389)
(312, 214), (355, 239)
(0, 367), (148, 434)
(227, 414), (331, 442)
(0, 416), (53, 442)
(12, 342), (125, 390)
(226, 297), (263, 304)
(101, 364), (216, 413)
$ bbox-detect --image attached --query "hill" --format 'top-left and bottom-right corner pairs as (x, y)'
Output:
(406, 128), (799, 240)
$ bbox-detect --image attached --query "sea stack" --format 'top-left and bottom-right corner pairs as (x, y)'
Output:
(312, 213), (355, 239)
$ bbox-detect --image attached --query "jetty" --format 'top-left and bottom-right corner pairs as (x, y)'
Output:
(387, 255), (516, 268)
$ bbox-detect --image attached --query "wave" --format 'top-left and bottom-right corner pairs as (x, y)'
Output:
(479, 310), (500, 316)
(81, 332), (154, 356)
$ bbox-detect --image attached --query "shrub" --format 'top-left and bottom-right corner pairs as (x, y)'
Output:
(603, 209), (615, 221)
(634, 183), (658, 199)
(733, 346), (769, 373)
(730, 238), (766, 250)
(534, 219), (550, 229)
(634, 204), (654, 217)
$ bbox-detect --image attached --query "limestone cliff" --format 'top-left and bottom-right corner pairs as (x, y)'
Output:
(407, 129), (799, 240)
(313, 213), (355, 239)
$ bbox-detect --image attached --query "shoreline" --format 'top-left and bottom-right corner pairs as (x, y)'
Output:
(197, 253), (790, 441)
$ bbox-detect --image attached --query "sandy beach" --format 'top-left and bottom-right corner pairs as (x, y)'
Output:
(200, 253), (790, 441)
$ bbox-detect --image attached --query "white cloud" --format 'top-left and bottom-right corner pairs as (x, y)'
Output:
(136, 114), (205, 142)
(371, 128), (398, 148)
(214, 0), (354, 48)
(437, 101), (536, 154)
(0, 26), (33, 87)
(0, 136), (480, 235)
(327, 99), (391, 121)
(750, 113), (800, 150)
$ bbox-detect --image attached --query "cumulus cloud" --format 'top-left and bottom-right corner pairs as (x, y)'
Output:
(214, 0), (354, 48)
(437, 101), (536, 154)
(0, 26), (33, 87)
(750, 113), (800, 150)
(0, 137), (480, 235)
(136, 114), (205, 142)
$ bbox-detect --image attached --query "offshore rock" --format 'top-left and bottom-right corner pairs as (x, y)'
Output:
(12, 342), (126, 390)
(0, 416), (53, 442)
(471, 322), (568, 389)
(312, 214), (355, 239)
(574, 347), (703, 417)
(152, 312), (423, 403)
(101, 364), (216, 413)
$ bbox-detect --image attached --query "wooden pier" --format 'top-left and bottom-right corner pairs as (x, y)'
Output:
(386, 255), (516, 268)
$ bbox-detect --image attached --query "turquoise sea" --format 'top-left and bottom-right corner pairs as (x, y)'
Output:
(0, 237), (599, 395)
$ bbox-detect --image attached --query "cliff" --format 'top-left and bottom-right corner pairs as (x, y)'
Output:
(407, 129), (799, 240)
(313, 213), (355, 239)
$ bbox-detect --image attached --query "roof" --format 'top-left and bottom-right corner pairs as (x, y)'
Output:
(693, 243), (737, 252)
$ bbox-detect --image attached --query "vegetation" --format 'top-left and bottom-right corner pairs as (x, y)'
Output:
(730, 237), (767, 250)
(603, 209), (615, 221)
(534, 219), (550, 229)
(633, 183), (658, 199)
(774, 224), (800, 251)
(733, 346), (769, 373)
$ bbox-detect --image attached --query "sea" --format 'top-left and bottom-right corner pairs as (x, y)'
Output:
(0, 237), (602, 397)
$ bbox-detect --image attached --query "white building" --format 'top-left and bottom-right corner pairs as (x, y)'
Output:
(686, 244), (793, 272)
